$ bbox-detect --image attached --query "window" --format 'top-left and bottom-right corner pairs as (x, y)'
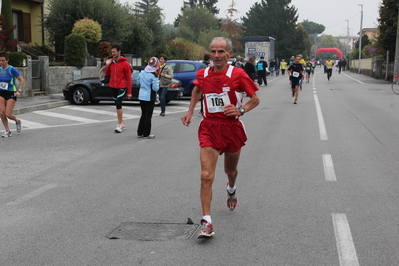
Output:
(180, 63), (196, 73)
(12, 10), (31, 43)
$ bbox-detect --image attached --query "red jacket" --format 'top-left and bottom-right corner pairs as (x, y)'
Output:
(105, 56), (133, 95)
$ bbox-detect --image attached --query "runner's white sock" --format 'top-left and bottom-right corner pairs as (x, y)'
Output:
(203, 215), (211, 224)
(227, 185), (236, 194)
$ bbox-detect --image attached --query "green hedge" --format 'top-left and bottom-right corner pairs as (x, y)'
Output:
(64, 33), (88, 69)
(7, 52), (27, 67)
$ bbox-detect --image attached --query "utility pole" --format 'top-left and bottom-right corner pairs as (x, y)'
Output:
(358, 4), (363, 74)
(345, 20), (349, 57)
(393, 8), (399, 81)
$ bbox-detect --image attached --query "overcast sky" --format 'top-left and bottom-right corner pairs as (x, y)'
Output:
(123, 0), (381, 37)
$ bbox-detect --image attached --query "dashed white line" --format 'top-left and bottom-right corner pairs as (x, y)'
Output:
(313, 94), (328, 140)
(332, 213), (360, 266)
(6, 184), (57, 206)
(323, 154), (337, 181)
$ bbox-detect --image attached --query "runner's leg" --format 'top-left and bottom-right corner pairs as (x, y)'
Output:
(200, 147), (219, 216)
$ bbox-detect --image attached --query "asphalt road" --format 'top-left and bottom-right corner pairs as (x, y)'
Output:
(1, 68), (399, 266)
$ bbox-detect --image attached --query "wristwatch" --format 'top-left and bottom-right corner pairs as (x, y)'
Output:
(238, 107), (245, 116)
(18, 89), (22, 92)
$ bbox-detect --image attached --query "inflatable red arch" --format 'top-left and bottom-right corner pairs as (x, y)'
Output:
(316, 48), (342, 59)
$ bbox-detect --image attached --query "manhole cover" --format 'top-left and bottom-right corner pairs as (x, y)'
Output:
(107, 222), (200, 241)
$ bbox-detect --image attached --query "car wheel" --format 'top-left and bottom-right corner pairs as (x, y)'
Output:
(71, 86), (89, 105)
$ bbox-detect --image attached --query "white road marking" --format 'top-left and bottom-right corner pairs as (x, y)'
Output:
(33, 110), (101, 123)
(60, 105), (140, 119)
(332, 213), (360, 266)
(19, 120), (50, 129)
(314, 94), (328, 140)
(323, 154), (337, 181)
(342, 73), (364, 84)
(17, 102), (196, 130)
(6, 184), (57, 206)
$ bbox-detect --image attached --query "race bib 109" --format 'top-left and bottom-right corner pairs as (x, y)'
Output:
(205, 92), (231, 113)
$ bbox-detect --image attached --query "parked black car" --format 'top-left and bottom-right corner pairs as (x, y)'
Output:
(63, 66), (184, 105)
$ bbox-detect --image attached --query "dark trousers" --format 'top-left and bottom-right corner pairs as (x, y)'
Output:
(326, 69), (332, 79)
(137, 100), (155, 137)
(257, 72), (267, 85)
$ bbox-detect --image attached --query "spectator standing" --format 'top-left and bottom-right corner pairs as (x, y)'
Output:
(104, 44), (132, 133)
(244, 56), (256, 81)
(137, 57), (160, 139)
(200, 54), (211, 69)
(256, 56), (268, 86)
(158, 54), (173, 116)
(269, 59), (276, 76)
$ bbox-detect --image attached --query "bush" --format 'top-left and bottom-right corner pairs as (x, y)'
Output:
(7, 52), (27, 67)
(72, 17), (102, 43)
(64, 33), (88, 68)
(32, 43), (58, 61)
(49, 61), (67, 66)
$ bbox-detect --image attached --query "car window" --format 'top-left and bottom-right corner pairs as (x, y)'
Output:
(166, 63), (176, 73)
(180, 63), (196, 73)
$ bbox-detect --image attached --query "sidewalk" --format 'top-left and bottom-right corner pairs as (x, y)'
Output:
(14, 94), (70, 115)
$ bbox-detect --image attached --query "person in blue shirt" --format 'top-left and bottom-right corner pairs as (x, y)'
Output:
(0, 53), (24, 138)
(136, 57), (160, 139)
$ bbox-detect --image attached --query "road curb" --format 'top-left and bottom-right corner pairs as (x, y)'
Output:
(14, 100), (70, 115)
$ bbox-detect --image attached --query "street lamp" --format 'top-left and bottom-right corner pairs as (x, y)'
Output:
(358, 4), (363, 74)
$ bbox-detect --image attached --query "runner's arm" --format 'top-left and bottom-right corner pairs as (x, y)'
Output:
(224, 93), (260, 117)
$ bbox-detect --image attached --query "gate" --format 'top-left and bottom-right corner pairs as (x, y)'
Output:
(31, 60), (43, 94)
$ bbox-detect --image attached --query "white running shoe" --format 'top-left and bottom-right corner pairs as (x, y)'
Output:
(197, 219), (215, 238)
(2, 131), (12, 138)
(16, 120), (22, 132)
(115, 125), (123, 133)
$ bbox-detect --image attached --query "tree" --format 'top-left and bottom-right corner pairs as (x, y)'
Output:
(242, 0), (299, 59)
(174, 0), (219, 27)
(0, 14), (19, 51)
(178, 6), (219, 42)
(72, 18), (102, 43)
(376, 0), (398, 61)
(43, 0), (131, 55)
(349, 34), (371, 59)
(133, 0), (164, 49)
(64, 33), (88, 68)
(121, 14), (153, 57)
(300, 20), (325, 35)
(221, 0), (244, 52)
(1, 0), (13, 40)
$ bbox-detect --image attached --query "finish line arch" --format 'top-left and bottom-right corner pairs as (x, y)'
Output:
(316, 48), (342, 59)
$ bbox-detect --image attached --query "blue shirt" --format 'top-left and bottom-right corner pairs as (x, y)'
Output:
(137, 71), (160, 101)
(0, 65), (20, 92)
